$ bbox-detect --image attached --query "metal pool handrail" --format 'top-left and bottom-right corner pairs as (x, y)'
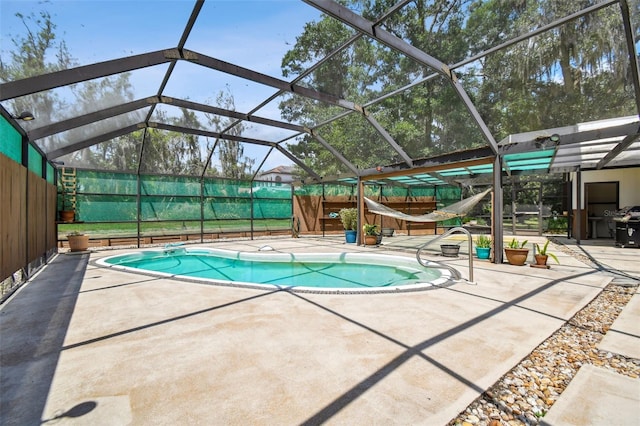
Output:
(416, 226), (475, 283)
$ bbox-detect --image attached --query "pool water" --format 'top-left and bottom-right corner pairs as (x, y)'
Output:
(98, 248), (451, 292)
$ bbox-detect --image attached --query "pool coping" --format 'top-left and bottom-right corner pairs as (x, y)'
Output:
(94, 246), (459, 294)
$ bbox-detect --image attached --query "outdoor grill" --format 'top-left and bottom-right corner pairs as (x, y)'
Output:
(613, 206), (640, 248)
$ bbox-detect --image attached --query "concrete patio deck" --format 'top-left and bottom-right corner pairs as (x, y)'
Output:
(1, 235), (638, 425)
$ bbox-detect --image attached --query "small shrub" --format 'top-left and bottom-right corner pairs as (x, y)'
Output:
(338, 208), (357, 231)
(507, 238), (528, 249)
(475, 235), (492, 248)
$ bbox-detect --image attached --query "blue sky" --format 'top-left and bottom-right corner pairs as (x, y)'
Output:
(0, 0), (322, 112)
(1, 1), (320, 79)
(1, 0), (324, 170)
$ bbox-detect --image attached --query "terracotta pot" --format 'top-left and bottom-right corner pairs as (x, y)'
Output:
(59, 210), (75, 223)
(68, 234), (89, 252)
(504, 248), (529, 266)
(364, 235), (378, 245)
(534, 254), (548, 266)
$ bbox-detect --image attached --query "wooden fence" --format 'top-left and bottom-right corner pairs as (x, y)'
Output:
(292, 195), (439, 236)
(1, 153), (57, 298)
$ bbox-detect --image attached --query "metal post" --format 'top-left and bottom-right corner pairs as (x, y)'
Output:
(136, 174), (141, 248)
(434, 185), (438, 234)
(407, 186), (412, 236)
(576, 168), (582, 244)
(200, 178), (204, 243)
(357, 178), (364, 246)
(321, 183), (325, 237)
(136, 129), (147, 249)
(619, 0), (640, 115)
(23, 135), (30, 268)
(567, 176), (572, 239)
(379, 185), (383, 230)
(511, 179), (517, 236)
(250, 183), (254, 240)
(290, 183), (295, 237)
(493, 156), (504, 264)
(538, 183), (543, 236)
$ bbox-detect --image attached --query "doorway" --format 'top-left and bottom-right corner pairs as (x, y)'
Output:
(585, 181), (619, 238)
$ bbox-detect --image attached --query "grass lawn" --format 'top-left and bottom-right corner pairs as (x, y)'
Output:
(57, 219), (291, 239)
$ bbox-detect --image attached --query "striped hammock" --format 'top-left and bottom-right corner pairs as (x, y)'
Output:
(364, 188), (491, 223)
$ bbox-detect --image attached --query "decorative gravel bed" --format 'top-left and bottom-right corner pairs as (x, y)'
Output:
(448, 248), (639, 426)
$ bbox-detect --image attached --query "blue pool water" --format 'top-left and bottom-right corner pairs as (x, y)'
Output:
(98, 247), (451, 292)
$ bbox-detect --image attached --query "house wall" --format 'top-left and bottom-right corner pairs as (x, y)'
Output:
(259, 173), (293, 184)
(571, 167), (640, 209)
(569, 167), (639, 239)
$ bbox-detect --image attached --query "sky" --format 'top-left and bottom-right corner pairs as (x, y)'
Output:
(0, 0), (324, 171)
(0, 0), (320, 93)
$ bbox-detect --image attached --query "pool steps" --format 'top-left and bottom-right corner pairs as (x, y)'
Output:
(163, 242), (186, 255)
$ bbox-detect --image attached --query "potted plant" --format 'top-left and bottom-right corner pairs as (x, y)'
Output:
(475, 235), (492, 259)
(362, 223), (379, 245)
(504, 238), (529, 265)
(58, 171), (77, 223)
(67, 231), (89, 252)
(533, 240), (559, 267)
(58, 186), (76, 222)
(339, 208), (358, 243)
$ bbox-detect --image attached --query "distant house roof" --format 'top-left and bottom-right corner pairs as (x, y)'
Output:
(259, 165), (294, 176)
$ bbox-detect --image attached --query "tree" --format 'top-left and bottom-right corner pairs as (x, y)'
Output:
(61, 75), (140, 170)
(138, 108), (206, 175)
(281, 0), (638, 177)
(204, 87), (255, 180)
(280, 0), (478, 178)
(465, 0), (637, 139)
(0, 11), (73, 140)
(0, 9), (145, 167)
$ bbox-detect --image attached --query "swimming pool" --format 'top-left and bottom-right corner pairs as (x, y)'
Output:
(97, 247), (454, 293)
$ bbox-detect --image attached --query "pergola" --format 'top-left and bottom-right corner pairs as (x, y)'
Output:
(1, 0), (639, 264)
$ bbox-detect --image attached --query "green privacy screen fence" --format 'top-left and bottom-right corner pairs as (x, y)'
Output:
(57, 169), (293, 243)
(292, 182), (461, 203)
(57, 169), (468, 246)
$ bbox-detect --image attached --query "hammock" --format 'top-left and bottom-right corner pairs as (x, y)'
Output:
(364, 187), (491, 223)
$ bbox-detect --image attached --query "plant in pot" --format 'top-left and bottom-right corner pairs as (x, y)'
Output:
(339, 208), (358, 243)
(475, 235), (492, 259)
(67, 231), (89, 252)
(57, 173), (77, 223)
(504, 238), (529, 266)
(58, 186), (76, 223)
(362, 223), (380, 246)
(533, 240), (559, 267)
